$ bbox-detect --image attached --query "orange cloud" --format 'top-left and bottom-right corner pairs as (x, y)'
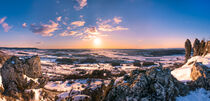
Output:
(71, 21), (85, 27)
(74, 0), (87, 10)
(113, 17), (122, 24)
(57, 16), (62, 21)
(60, 31), (77, 36)
(22, 22), (27, 28)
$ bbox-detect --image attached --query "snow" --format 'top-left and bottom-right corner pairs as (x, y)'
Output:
(176, 88), (210, 101)
(25, 89), (42, 101)
(172, 54), (210, 82)
(45, 79), (87, 92)
(0, 74), (4, 89)
(0, 97), (6, 101)
(23, 74), (39, 84)
(72, 95), (90, 101)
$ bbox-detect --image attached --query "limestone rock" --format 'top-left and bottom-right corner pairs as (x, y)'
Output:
(0, 51), (10, 66)
(1, 56), (48, 98)
(193, 38), (200, 56)
(185, 39), (192, 63)
(105, 67), (189, 101)
(190, 62), (210, 90)
(199, 40), (206, 56)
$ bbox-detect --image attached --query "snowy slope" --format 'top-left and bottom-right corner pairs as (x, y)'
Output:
(171, 54), (210, 82)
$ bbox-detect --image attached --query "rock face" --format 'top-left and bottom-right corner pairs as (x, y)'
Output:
(204, 41), (210, 56)
(1, 56), (48, 98)
(185, 39), (192, 63)
(190, 62), (210, 90)
(105, 67), (189, 101)
(193, 39), (200, 56)
(199, 40), (206, 56)
(0, 51), (10, 66)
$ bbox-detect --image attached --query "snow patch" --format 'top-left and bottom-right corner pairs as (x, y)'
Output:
(176, 88), (210, 101)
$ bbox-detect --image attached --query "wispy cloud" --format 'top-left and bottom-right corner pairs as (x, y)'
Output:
(71, 21), (85, 27)
(74, 0), (87, 10)
(97, 17), (128, 32)
(0, 17), (12, 32)
(60, 31), (77, 36)
(0, 17), (6, 24)
(29, 20), (59, 36)
(1, 23), (12, 32)
(113, 17), (122, 24)
(85, 27), (98, 35)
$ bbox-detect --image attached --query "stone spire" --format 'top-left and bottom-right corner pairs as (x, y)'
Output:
(185, 39), (192, 63)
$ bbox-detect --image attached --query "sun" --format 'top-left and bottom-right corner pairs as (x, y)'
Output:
(93, 38), (102, 46)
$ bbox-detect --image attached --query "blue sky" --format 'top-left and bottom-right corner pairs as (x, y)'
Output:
(0, 0), (210, 49)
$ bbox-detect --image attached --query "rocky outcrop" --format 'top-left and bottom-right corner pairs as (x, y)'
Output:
(1, 56), (48, 98)
(185, 39), (192, 63)
(199, 40), (206, 55)
(193, 38), (200, 56)
(204, 41), (210, 56)
(0, 51), (10, 66)
(190, 62), (210, 90)
(105, 67), (189, 101)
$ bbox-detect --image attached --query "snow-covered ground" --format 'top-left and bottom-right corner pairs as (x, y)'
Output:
(176, 88), (210, 101)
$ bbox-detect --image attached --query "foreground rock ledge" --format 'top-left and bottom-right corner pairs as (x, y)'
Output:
(1, 55), (48, 99)
(105, 67), (189, 101)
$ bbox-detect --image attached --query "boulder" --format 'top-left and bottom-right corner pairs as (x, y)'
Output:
(193, 38), (200, 56)
(1, 56), (48, 98)
(105, 67), (189, 101)
(184, 39), (192, 63)
(190, 62), (210, 90)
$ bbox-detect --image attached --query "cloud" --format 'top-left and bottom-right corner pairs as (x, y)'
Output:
(60, 31), (77, 36)
(0, 17), (6, 24)
(0, 17), (12, 32)
(1, 23), (12, 32)
(97, 17), (128, 32)
(74, 0), (87, 10)
(57, 16), (62, 21)
(85, 27), (99, 34)
(71, 21), (85, 27)
(29, 20), (59, 36)
(113, 17), (122, 24)
(22, 22), (27, 28)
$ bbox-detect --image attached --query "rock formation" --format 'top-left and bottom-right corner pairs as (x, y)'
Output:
(1, 55), (48, 98)
(203, 41), (210, 56)
(190, 62), (210, 90)
(193, 38), (201, 56)
(0, 51), (10, 66)
(185, 39), (192, 63)
(199, 40), (206, 55)
(105, 67), (189, 101)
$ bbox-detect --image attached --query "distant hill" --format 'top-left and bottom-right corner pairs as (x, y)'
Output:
(0, 47), (38, 50)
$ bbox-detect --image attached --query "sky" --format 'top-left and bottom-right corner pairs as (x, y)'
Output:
(0, 0), (210, 49)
